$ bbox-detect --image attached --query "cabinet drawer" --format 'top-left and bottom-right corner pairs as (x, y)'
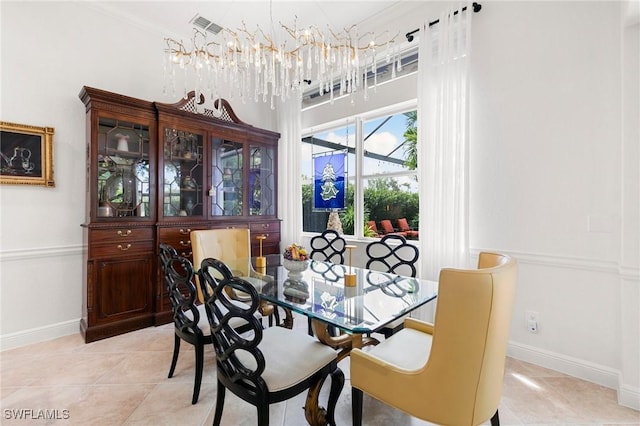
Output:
(254, 240), (280, 256)
(250, 222), (280, 233)
(91, 227), (154, 243)
(251, 231), (280, 245)
(158, 226), (207, 240)
(91, 240), (154, 258)
(161, 236), (194, 249)
(160, 237), (194, 258)
(158, 226), (208, 258)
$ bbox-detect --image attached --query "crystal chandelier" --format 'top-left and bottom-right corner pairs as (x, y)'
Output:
(163, 18), (398, 109)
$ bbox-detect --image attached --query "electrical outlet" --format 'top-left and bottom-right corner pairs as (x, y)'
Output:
(526, 310), (539, 333)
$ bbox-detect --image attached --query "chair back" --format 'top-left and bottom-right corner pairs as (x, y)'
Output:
(365, 234), (419, 277)
(379, 219), (395, 235)
(191, 228), (252, 302)
(396, 218), (411, 232)
(422, 252), (517, 424)
(310, 229), (346, 264)
(198, 258), (268, 395)
(367, 221), (379, 236)
(159, 243), (204, 338)
(396, 217), (418, 239)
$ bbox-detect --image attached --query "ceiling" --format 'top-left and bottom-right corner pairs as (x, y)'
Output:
(93, 1), (409, 44)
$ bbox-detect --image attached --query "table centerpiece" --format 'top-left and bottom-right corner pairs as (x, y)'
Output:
(283, 243), (309, 279)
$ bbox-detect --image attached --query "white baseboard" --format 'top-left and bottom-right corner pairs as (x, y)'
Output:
(619, 383), (640, 411)
(0, 319), (80, 351)
(508, 341), (640, 410)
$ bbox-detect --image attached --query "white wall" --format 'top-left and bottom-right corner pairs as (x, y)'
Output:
(620, 0), (640, 409)
(301, 1), (639, 409)
(470, 0), (622, 371)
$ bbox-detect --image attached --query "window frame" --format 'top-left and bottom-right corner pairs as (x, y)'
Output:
(302, 99), (418, 240)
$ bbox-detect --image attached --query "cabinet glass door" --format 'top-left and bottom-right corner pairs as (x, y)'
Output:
(97, 118), (151, 219)
(211, 138), (243, 216)
(248, 144), (275, 216)
(162, 128), (204, 217)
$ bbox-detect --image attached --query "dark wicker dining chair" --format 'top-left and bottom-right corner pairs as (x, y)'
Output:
(365, 234), (419, 338)
(159, 243), (256, 405)
(310, 229), (347, 264)
(308, 229), (347, 335)
(199, 257), (345, 426)
(159, 243), (211, 404)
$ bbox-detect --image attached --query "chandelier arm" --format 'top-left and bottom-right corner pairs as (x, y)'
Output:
(280, 23), (300, 41)
(255, 26), (276, 50)
(356, 32), (399, 50)
(328, 27), (341, 41)
(204, 41), (220, 59)
(164, 39), (183, 54)
(224, 27), (243, 52)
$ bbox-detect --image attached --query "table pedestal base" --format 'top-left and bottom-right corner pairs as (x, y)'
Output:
(311, 319), (379, 361)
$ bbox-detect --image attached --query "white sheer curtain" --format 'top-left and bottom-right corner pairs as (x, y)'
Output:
(277, 95), (303, 246)
(417, 3), (473, 282)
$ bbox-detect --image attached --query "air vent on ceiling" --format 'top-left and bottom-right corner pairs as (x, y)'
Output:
(189, 14), (223, 35)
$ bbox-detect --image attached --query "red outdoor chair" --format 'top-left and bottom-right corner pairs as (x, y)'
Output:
(380, 219), (407, 237)
(397, 218), (419, 239)
(367, 221), (380, 237)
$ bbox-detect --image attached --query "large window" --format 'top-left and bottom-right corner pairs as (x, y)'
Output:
(302, 105), (418, 240)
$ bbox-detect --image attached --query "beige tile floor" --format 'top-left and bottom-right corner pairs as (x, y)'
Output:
(1, 315), (638, 426)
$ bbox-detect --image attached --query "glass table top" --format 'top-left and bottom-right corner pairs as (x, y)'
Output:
(230, 255), (438, 334)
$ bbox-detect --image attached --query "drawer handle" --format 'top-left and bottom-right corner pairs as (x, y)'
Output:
(179, 240), (191, 247)
(261, 224), (269, 229)
(117, 230), (132, 237)
(179, 228), (191, 235)
(181, 251), (193, 257)
(117, 244), (132, 251)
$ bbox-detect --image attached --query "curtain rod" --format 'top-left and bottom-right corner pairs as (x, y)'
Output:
(405, 2), (482, 42)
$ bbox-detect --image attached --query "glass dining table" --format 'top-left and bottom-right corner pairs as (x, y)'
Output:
(228, 254), (439, 361)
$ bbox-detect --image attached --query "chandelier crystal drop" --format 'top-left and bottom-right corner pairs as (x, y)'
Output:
(163, 20), (399, 109)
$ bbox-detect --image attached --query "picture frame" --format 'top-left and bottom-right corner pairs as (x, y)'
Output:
(0, 121), (55, 187)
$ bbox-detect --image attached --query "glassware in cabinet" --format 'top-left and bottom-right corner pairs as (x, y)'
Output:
(161, 127), (204, 218)
(96, 118), (151, 219)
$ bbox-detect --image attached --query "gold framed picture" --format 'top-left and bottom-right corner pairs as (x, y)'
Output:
(0, 121), (55, 187)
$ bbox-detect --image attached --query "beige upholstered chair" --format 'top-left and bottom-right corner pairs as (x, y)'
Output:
(190, 228), (276, 323)
(350, 252), (517, 426)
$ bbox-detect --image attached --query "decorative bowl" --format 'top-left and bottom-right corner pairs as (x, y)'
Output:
(282, 258), (309, 279)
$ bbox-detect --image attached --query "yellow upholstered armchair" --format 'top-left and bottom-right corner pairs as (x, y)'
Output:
(350, 252), (517, 426)
(190, 228), (276, 323)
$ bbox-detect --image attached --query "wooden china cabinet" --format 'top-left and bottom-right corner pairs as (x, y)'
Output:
(153, 94), (281, 322)
(79, 87), (280, 342)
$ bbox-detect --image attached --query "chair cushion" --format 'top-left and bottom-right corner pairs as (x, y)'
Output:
(236, 327), (337, 392)
(365, 327), (433, 370)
